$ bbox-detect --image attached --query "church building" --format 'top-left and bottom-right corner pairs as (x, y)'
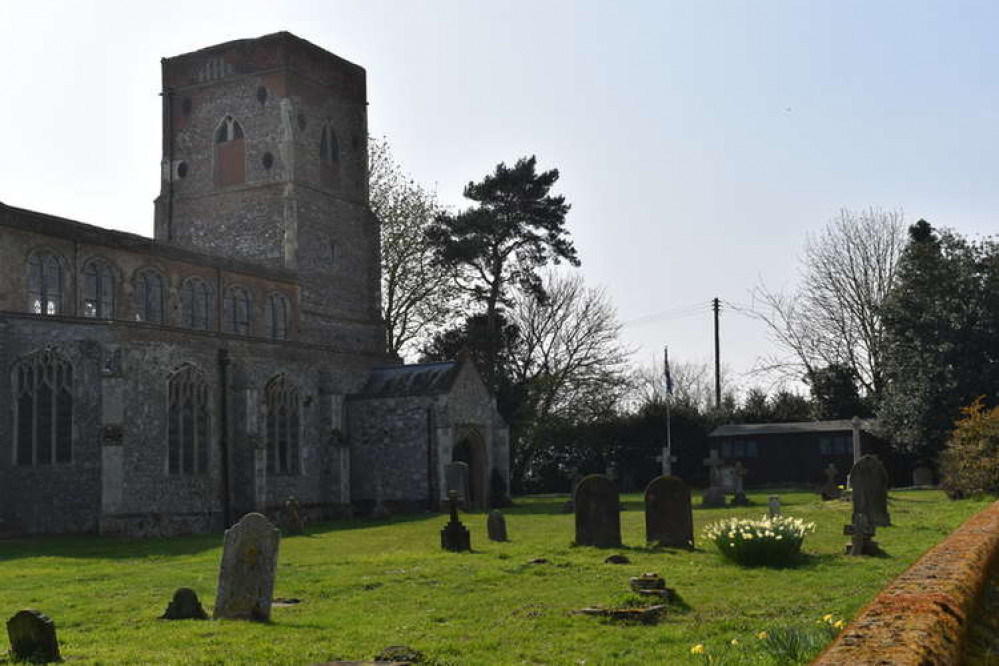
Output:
(0, 32), (509, 537)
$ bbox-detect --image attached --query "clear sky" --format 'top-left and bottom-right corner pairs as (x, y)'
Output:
(1, 1), (996, 394)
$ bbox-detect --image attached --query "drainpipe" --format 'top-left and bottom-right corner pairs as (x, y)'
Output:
(218, 348), (232, 527)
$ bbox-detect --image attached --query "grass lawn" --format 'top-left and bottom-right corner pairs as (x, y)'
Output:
(0, 489), (990, 665)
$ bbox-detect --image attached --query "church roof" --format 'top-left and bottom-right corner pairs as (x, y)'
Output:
(710, 419), (878, 438)
(356, 361), (462, 397)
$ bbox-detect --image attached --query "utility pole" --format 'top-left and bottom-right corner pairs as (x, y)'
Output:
(713, 297), (721, 408)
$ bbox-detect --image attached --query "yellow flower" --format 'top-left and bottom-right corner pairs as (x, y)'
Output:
(757, 631), (768, 640)
(822, 613), (834, 622)
(833, 620), (845, 629)
(690, 644), (705, 655)
(730, 638), (739, 646)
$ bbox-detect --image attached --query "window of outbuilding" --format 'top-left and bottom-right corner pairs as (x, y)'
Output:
(27, 252), (63, 315)
(266, 375), (300, 475)
(213, 115), (245, 187)
(135, 270), (166, 324)
(223, 286), (251, 335)
(13, 349), (73, 466)
(167, 364), (211, 475)
(266, 293), (289, 341)
(182, 278), (213, 331)
(83, 259), (115, 319)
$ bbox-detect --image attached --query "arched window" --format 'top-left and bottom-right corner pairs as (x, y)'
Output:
(167, 364), (211, 475)
(214, 115), (245, 187)
(83, 259), (115, 319)
(182, 277), (213, 331)
(135, 270), (166, 324)
(319, 120), (340, 188)
(266, 375), (300, 475)
(223, 286), (251, 335)
(13, 349), (73, 466)
(266, 293), (289, 341)
(27, 252), (63, 315)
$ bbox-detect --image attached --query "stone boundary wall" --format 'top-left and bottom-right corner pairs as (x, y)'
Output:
(813, 500), (999, 665)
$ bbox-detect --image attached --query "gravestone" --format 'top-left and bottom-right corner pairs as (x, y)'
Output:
(445, 462), (471, 504)
(729, 461), (750, 505)
(7, 610), (61, 663)
(440, 490), (471, 552)
(819, 463), (842, 500)
(213, 512), (281, 621)
(701, 450), (727, 508)
(574, 474), (621, 547)
(844, 512), (880, 556)
(849, 455), (891, 527)
(912, 466), (934, 487)
(160, 587), (208, 620)
(768, 495), (781, 518)
(282, 496), (304, 535)
(701, 487), (727, 508)
(486, 510), (508, 542)
(644, 475), (694, 549)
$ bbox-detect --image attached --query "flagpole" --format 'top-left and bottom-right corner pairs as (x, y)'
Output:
(664, 346), (673, 476)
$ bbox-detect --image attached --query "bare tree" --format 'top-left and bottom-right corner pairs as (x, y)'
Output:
(369, 137), (461, 359)
(627, 359), (734, 415)
(752, 207), (906, 400)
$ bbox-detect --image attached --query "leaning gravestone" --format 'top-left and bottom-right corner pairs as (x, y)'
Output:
(644, 475), (694, 549)
(445, 461), (471, 504)
(849, 455), (891, 527)
(160, 587), (208, 620)
(213, 512), (281, 621)
(574, 475), (621, 547)
(7, 609), (61, 663)
(487, 509), (508, 542)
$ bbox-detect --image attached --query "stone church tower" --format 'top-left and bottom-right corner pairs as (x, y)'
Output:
(153, 32), (382, 353)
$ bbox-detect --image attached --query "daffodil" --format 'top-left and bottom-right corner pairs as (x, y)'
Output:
(730, 638), (739, 646)
(757, 631), (768, 640)
(822, 613), (834, 622)
(690, 644), (705, 655)
(833, 620), (845, 629)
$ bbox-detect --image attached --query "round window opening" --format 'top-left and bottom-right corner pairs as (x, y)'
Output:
(176, 161), (189, 179)
(262, 152), (274, 170)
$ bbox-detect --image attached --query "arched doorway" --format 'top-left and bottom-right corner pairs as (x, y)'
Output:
(452, 429), (488, 509)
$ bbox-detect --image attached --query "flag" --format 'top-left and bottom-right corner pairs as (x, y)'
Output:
(663, 346), (673, 395)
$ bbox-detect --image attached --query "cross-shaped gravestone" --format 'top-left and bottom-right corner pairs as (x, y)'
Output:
(843, 512), (878, 556)
(702, 450), (724, 487)
(730, 461), (750, 506)
(440, 490), (471, 552)
(655, 447), (678, 476)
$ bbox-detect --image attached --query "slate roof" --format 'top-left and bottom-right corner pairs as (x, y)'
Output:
(356, 361), (461, 398)
(709, 419), (878, 438)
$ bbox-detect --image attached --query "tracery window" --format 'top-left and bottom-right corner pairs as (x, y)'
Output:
(167, 364), (211, 475)
(27, 252), (63, 315)
(182, 278), (213, 331)
(83, 259), (115, 319)
(223, 286), (251, 335)
(135, 270), (166, 324)
(266, 375), (300, 475)
(214, 115), (246, 187)
(266, 293), (289, 341)
(13, 349), (73, 466)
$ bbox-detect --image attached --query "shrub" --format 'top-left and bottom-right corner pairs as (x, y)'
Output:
(703, 515), (815, 566)
(940, 397), (999, 497)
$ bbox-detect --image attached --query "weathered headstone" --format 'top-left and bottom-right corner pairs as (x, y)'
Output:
(574, 474), (621, 547)
(819, 463), (842, 500)
(160, 587), (208, 620)
(282, 496), (304, 535)
(701, 487), (727, 508)
(445, 461), (470, 504)
(213, 512), (281, 621)
(644, 475), (694, 549)
(730, 461), (750, 505)
(844, 512), (880, 556)
(912, 466), (934, 487)
(849, 455), (891, 527)
(6, 610), (61, 663)
(486, 509), (508, 542)
(440, 490), (471, 552)
(701, 450), (727, 508)
(768, 495), (781, 518)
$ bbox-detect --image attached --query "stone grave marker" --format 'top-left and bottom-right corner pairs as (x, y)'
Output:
(844, 512), (880, 556)
(768, 495), (781, 518)
(440, 490), (471, 552)
(6, 609), (61, 663)
(486, 509), (508, 542)
(849, 455), (891, 527)
(574, 474), (621, 547)
(701, 450), (727, 508)
(282, 496), (304, 535)
(213, 512), (281, 621)
(445, 461), (471, 505)
(160, 587), (208, 620)
(912, 466), (934, 487)
(819, 463), (842, 500)
(644, 475), (694, 549)
(730, 461), (750, 506)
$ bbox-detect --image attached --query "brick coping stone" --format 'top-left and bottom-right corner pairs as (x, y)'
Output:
(812, 500), (999, 665)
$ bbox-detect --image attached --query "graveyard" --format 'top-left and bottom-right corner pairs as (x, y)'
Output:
(0, 488), (990, 665)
